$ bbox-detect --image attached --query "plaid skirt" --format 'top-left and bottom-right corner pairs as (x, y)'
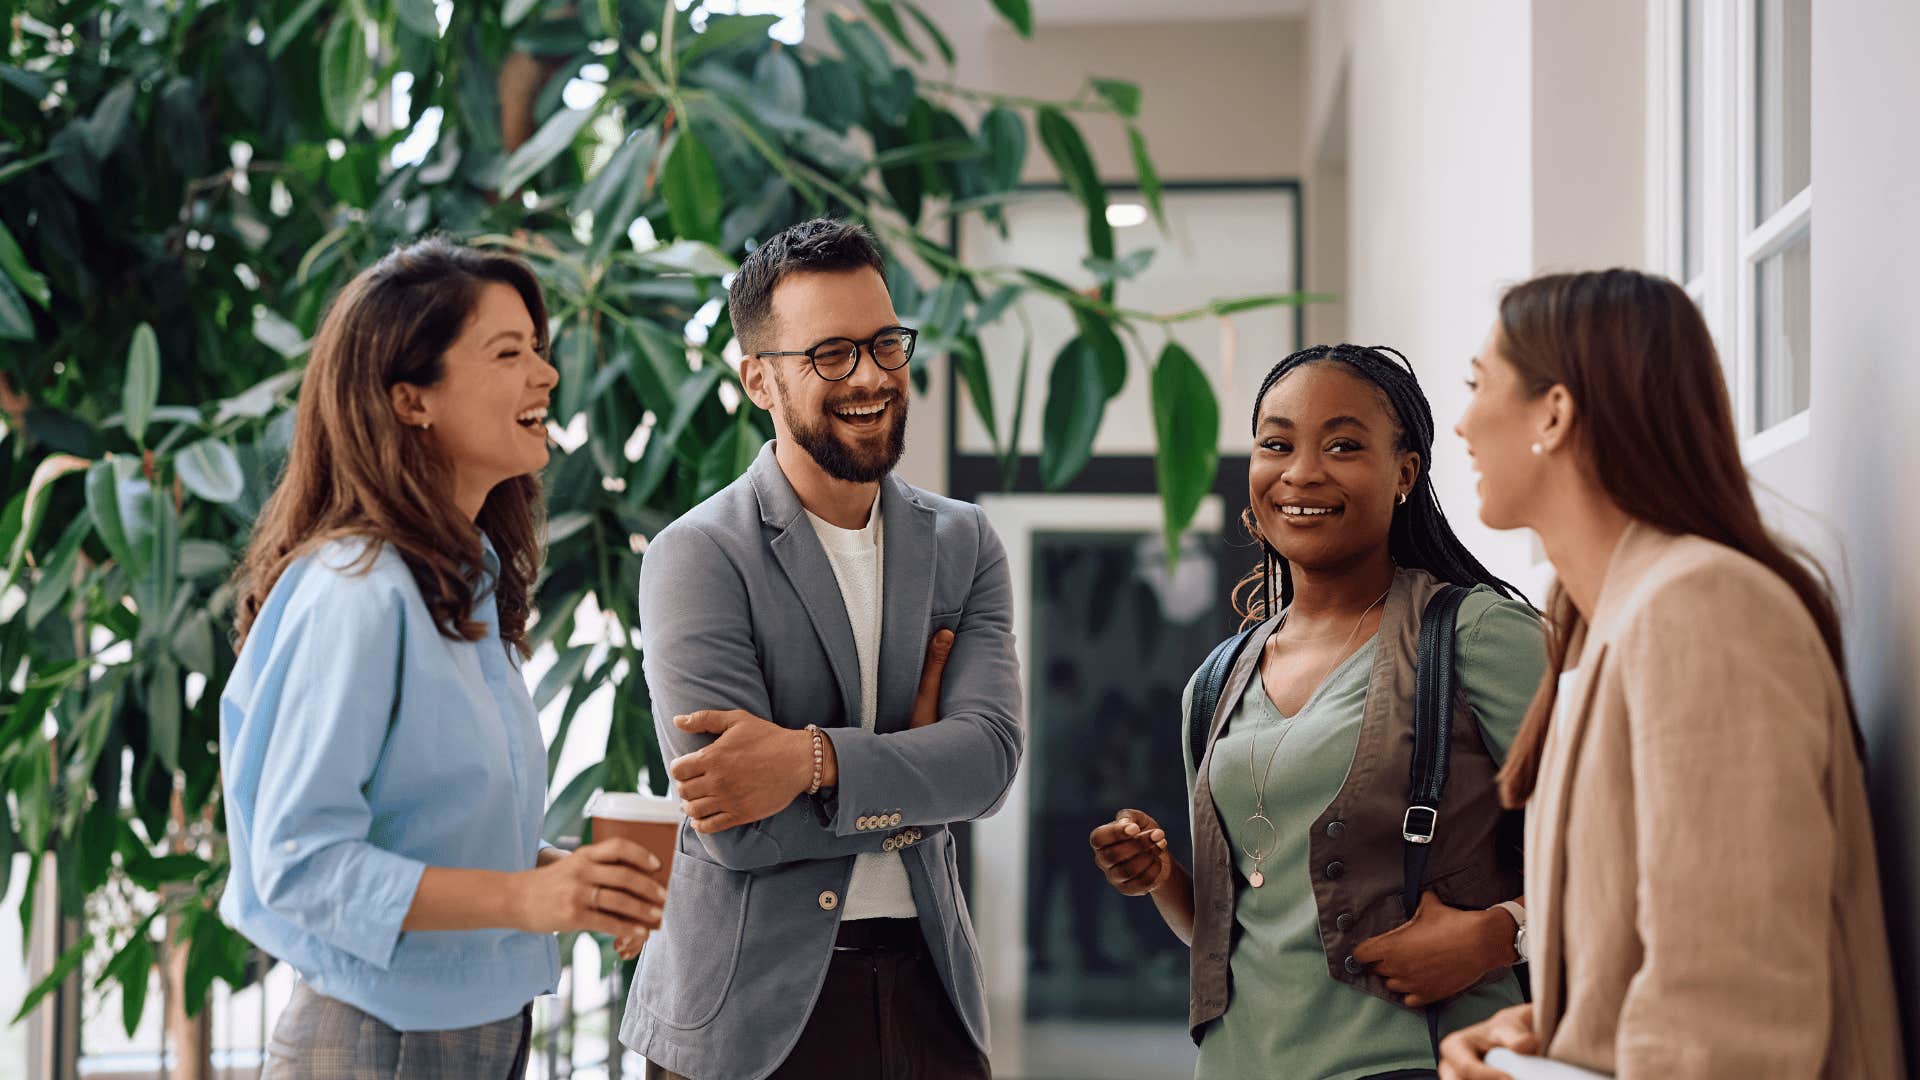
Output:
(262, 981), (532, 1080)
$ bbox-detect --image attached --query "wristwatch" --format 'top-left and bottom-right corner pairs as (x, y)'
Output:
(1494, 900), (1528, 963)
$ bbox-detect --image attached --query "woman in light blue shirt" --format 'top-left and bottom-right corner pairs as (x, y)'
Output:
(220, 238), (663, 1078)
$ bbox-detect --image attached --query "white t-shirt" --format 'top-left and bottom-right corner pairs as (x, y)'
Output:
(806, 501), (918, 920)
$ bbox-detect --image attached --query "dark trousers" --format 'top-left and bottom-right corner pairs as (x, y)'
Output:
(647, 918), (990, 1080)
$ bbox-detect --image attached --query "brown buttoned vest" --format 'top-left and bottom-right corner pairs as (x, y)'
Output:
(1187, 568), (1523, 1040)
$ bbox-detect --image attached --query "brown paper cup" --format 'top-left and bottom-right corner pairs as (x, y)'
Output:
(587, 791), (681, 886)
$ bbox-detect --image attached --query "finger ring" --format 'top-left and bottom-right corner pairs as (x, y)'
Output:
(591, 885), (602, 910)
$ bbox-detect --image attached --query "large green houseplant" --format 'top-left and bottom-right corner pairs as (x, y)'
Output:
(0, 0), (1300, 1062)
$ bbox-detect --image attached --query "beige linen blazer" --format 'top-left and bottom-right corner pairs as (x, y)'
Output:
(1527, 522), (1904, 1079)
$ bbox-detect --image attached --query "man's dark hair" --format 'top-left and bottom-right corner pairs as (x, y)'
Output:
(728, 218), (887, 353)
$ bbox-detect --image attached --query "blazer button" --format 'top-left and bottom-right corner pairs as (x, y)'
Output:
(818, 890), (839, 911)
(1336, 912), (1356, 931)
(889, 812), (902, 827)
(1325, 860), (1345, 880)
(882, 837), (899, 852)
(1215, 901), (1230, 914)
(1344, 954), (1362, 975)
(1326, 820), (1346, 839)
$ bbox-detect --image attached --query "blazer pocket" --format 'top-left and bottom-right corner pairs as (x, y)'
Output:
(640, 854), (750, 1030)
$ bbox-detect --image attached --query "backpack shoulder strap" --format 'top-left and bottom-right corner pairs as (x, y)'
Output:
(1403, 582), (1472, 1060)
(1187, 625), (1259, 777)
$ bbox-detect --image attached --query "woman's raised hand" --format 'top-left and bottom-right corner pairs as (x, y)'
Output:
(1089, 809), (1171, 896)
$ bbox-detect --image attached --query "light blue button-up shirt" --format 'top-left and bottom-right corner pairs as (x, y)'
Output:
(219, 536), (559, 1031)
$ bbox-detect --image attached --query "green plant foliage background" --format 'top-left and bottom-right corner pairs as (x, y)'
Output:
(0, 0), (1301, 1038)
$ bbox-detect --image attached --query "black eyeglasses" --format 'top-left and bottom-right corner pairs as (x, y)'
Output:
(752, 326), (918, 382)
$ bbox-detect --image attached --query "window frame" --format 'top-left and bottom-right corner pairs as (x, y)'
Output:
(1647, 0), (1813, 463)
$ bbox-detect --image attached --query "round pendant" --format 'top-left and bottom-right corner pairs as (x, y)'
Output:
(1248, 870), (1265, 888)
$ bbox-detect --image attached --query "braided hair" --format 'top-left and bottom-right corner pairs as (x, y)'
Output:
(1234, 343), (1526, 625)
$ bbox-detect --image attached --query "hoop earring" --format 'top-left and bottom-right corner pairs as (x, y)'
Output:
(1262, 546), (1276, 621)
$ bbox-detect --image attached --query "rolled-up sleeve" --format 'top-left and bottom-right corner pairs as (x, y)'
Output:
(242, 569), (427, 970)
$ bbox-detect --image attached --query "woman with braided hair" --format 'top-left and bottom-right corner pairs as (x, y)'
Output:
(1090, 344), (1547, 1079)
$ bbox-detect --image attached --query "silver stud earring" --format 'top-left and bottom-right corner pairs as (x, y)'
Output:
(1529, 442), (1543, 455)
(419, 421), (432, 431)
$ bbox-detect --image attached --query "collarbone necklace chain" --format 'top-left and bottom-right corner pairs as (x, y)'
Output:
(1241, 583), (1391, 889)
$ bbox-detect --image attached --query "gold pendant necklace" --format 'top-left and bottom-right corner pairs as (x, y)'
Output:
(1240, 584), (1390, 888)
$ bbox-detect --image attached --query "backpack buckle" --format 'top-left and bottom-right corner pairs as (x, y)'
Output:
(1402, 805), (1438, 844)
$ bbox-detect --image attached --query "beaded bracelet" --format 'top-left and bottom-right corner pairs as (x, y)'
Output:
(804, 723), (825, 795)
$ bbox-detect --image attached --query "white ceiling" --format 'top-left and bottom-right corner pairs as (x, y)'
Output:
(1024, 0), (1312, 25)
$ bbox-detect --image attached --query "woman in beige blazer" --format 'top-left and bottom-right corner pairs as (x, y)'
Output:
(1437, 269), (1905, 1080)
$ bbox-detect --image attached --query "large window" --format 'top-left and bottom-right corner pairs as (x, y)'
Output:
(1651, 0), (1812, 457)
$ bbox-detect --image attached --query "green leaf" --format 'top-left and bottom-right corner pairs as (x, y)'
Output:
(825, 13), (894, 76)
(123, 324), (160, 446)
(176, 438), (246, 503)
(635, 240), (737, 277)
(543, 761), (608, 844)
(1208, 292), (1318, 316)
(901, 1), (956, 65)
(0, 221), (50, 308)
(319, 12), (372, 136)
(101, 932), (153, 1037)
(85, 457), (143, 578)
(1075, 310), (1128, 399)
(859, 1), (924, 63)
(975, 284), (1023, 328)
(0, 274), (31, 341)
(1036, 108), (1113, 266)
(1083, 248), (1155, 285)
(1091, 78), (1142, 119)
(662, 130), (723, 245)
(182, 913), (250, 1016)
(148, 658), (182, 773)
(395, 0), (440, 38)
(536, 645), (595, 711)
(85, 78), (137, 158)
(25, 514), (90, 628)
(10, 933), (92, 1023)
(955, 336), (997, 447)
(678, 14), (781, 70)
(268, 0), (329, 57)
(214, 368), (304, 424)
(11, 745), (52, 855)
(1039, 338), (1109, 490)
(498, 105), (596, 196)
(753, 49), (806, 115)
(1151, 342), (1220, 562)
(1127, 125), (1166, 229)
(990, 0), (1034, 37)
(173, 609), (218, 677)
(503, 0), (544, 29)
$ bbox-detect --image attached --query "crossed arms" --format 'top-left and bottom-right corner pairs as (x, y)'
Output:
(634, 516), (1023, 871)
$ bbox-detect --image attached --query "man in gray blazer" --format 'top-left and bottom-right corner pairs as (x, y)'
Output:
(621, 219), (1023, 1080)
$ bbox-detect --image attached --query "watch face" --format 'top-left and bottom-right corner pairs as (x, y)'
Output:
(1515, 924), (1530, 961)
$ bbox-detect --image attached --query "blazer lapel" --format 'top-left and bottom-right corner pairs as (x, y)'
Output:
(1529, 628), (1606, 1046)
(752, 443), (861, 728)
(875, 476), (936, 734)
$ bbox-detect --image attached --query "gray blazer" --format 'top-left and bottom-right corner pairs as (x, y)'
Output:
(619, 443), (1023, 1080)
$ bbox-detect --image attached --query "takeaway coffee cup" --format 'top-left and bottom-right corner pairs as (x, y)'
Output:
(586, 791), (681, 884)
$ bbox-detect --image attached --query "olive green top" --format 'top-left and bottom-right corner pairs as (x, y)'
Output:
(1185, 590), (1546, 1080)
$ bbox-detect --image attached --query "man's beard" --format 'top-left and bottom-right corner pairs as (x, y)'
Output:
(774, 376), (908, 483)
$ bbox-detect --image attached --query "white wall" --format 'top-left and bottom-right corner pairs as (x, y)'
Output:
(1305, 0), (1541, 588)
(1807, 0), (1920, 1046)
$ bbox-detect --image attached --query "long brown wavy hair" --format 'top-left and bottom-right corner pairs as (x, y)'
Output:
(232, 237), (549, 657)
(1494, 269), (1853, 806)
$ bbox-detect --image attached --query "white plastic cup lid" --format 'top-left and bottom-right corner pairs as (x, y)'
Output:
(586, 791), (681, 824)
